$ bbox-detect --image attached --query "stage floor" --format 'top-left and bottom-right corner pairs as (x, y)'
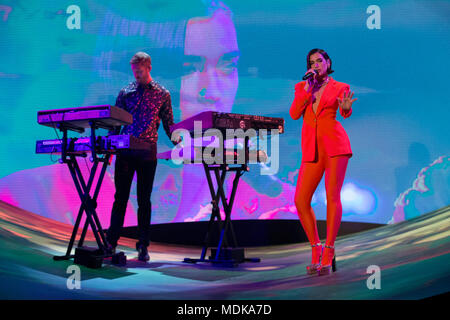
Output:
(0, 200), (449, 300)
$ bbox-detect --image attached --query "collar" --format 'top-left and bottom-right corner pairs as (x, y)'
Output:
(136, 79), (155, 90)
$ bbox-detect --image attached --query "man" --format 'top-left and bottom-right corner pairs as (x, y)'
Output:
(106, 51), (175, 261)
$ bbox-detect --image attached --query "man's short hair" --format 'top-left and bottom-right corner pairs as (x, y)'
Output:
(130, 52), (151, 68)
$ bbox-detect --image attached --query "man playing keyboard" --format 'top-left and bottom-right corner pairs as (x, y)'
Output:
(106, 52), (176, 261)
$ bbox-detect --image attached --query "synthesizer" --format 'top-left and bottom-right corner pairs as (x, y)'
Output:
(37, 105), (132, 130)
(36, 135), (151, 155)
(170, 111), (284, 134)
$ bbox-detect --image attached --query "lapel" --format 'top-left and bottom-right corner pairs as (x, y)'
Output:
(316, 77), (336, 117)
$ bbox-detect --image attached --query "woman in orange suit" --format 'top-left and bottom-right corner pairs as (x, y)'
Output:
(290, 48), (357, 276)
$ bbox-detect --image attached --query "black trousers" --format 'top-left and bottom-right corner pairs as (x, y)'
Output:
(107, 152), (157, 249)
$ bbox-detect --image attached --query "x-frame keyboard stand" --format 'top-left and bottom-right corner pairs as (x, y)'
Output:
(183, 136), (261, 267)
(52, 121), (126, 268)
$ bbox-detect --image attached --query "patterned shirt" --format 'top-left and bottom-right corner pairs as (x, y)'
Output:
(115, 80), (175, 159)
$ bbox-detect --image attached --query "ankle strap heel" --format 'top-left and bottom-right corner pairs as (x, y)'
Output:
(306, 242), (322, 275)
(318, 245), (337, 276)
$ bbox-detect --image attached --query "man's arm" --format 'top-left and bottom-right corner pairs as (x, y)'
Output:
(159, 92), (177, 145)
(110, 90), (126, 135)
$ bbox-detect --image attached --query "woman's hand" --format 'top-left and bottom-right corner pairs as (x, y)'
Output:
(303, 68), (316, 93)
(337, 91), (357, 110)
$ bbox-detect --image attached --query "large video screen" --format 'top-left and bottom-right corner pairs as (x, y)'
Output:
(0, 0), (448, 227)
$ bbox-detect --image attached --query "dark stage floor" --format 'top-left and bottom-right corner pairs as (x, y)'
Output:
(0, 200), (448, 299)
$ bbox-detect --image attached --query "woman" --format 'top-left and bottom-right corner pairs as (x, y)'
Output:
(290, 48), (357, 276)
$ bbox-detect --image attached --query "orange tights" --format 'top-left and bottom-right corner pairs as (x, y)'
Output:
(294, 149), (349, 249)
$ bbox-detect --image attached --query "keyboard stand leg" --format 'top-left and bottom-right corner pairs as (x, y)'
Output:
(53, 153), (122, 267)
(183, 163), (260, 267)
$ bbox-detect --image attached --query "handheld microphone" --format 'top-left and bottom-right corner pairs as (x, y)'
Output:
(302, 70), (318, 80)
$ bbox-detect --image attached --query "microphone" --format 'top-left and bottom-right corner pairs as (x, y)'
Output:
(302, 70), (318, 80)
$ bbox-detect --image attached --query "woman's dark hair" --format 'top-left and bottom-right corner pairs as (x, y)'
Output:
(307, 48), (334, 75)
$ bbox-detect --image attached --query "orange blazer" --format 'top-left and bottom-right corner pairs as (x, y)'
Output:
(290, 77), (353, 162)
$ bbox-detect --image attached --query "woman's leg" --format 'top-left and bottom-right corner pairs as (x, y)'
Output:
(322, 155), (349, 264)
(294, 161), (325, 247)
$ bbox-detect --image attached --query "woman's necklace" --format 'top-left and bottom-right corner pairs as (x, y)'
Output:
(315, 77), (329, 89)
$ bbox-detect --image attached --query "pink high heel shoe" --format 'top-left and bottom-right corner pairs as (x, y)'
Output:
(318, 245), (336, 276)
(306, 242), (322, 275)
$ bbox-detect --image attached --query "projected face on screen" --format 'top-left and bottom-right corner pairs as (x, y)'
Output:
(180, 9), (239, 120)
(0, 0), (448, 228)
